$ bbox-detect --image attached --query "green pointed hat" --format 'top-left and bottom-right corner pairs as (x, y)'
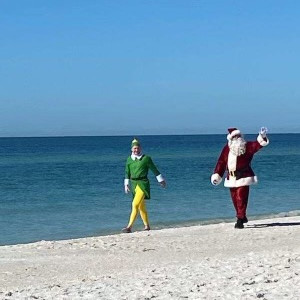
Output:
(131, 138), (140, 147)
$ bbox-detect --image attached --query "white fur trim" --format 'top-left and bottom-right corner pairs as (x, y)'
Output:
(257, 134), (269, 146)
(227, 151), (237, 171)
(224, 176), (258, 188)
(211, 173), (222, 185)
(156, 174), (164, 182)
(227, 129), (241, 141)
(124, 179), (129, 186)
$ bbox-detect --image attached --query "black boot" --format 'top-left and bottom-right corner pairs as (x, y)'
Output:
(121, 227), (132, 233)
(234, 218), (244, 229)
(242, 216), (248, 224)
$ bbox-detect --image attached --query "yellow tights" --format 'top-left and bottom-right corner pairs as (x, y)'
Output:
(128, 185), (149, 228)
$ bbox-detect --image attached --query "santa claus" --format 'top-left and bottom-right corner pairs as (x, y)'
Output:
(211, 127), (269, 229)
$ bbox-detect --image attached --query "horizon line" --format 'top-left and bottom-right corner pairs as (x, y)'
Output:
(0, 132), (299, 139)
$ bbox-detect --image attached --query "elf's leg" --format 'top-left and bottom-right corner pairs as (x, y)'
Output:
(138, 190), (150, 230)
(127, 185), (146, 229)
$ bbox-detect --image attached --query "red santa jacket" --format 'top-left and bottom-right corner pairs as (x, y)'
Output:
(211, 134), (269, 188)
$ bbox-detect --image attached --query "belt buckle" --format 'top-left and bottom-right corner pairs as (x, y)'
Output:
(229, 170), (235, 177)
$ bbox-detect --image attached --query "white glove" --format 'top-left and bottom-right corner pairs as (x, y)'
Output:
(211, 174), (222, 186)
(259, 126), (268, 138)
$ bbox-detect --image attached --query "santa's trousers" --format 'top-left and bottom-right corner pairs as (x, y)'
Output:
(229, 186), (249, 219)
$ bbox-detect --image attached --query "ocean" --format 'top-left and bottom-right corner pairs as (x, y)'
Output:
(0, 134), (299, 246)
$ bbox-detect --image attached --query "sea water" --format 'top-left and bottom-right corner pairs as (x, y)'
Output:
(0, 134), (299, 245)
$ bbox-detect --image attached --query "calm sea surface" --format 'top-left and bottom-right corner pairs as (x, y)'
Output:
(0, 134), (299, 245)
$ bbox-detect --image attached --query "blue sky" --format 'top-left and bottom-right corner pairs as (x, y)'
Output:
(1, 0), (299, 137)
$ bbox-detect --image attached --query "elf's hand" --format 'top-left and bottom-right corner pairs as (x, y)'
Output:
(125, 185), (130, 193)
(160, 180), (166, 188)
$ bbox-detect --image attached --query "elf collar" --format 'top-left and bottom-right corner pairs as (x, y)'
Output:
(131, 153), (143, 161)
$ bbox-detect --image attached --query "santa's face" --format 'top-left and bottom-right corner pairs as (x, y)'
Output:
(229, 137), (246, 156)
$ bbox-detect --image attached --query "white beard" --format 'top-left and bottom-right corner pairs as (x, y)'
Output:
(229, 137), (246, 156)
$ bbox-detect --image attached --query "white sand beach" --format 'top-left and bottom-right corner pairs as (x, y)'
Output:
(1, 216), (300, 300)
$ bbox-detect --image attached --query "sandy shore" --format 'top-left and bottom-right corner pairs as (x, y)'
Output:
(1, 216), (300, 300)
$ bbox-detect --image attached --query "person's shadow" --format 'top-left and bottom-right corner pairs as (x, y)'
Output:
(246, 222), (300, 228)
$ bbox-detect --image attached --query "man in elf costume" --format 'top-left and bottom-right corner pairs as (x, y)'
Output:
(122, 138), (166, 233)
(211, 127), (269, 229)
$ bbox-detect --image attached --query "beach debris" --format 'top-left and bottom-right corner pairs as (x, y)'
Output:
(256, 293), (265, 298)
(196, 283), (206, 287)
(142, 248), (155, 252)
(264, 279), (272, 283)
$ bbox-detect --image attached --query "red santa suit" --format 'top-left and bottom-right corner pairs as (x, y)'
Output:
(211, 128), (269, 228)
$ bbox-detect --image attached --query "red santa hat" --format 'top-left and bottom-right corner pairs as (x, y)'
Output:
(227, 128), (241, 141)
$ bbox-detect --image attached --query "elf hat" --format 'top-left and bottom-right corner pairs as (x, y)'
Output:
(131, 138), (140, 147)
(227, 128), (241, 141)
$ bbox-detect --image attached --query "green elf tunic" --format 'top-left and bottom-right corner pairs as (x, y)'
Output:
(125, 155), (161, 199)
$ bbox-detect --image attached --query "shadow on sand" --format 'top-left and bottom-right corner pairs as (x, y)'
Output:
(246, 222), (300, 228)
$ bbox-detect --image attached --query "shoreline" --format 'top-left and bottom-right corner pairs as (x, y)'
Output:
(2, 209), (300, 247)
(1, 215), (300, 299)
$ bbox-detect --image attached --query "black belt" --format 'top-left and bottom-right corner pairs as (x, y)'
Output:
(228, 167), (250, 180)
(131, 176), (148, 181)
